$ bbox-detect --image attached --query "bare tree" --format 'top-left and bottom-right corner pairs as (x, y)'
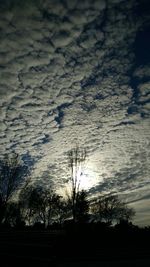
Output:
(54, 198), (71, 224)
(67, 146), (86, 222)
(0, 153), (29, 224)
(19, 185), (63, 227)
(91, 195), (135, 225)
(19, 184), (38, 225)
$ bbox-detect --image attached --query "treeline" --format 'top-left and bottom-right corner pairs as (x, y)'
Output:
(0, 152), (136, 229)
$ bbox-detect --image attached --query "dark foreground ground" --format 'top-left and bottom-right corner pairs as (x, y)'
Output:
(0, 226), (150, 267)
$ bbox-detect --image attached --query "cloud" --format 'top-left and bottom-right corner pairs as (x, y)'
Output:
(129, 198), (150, 226)
(0, 0), (150, 224)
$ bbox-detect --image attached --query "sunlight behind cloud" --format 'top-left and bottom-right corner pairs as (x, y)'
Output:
(78, 160), (101, 191)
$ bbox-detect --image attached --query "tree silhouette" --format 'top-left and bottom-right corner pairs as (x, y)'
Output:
(4, 201), (25, 227)
(75, 190), (89, 223)
(91, 194), (135, 225)
(50, 197), (70, 224)
(0, 153), (29, 224)
(19, 184), (37, 225)
(19, 185), (63, 227)
(67, 146), (86, 222)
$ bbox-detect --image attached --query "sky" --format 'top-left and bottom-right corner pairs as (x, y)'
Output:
(0, 0), (150, 226)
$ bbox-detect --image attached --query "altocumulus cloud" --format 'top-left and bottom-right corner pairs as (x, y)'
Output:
(0, 0), (150, 225)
